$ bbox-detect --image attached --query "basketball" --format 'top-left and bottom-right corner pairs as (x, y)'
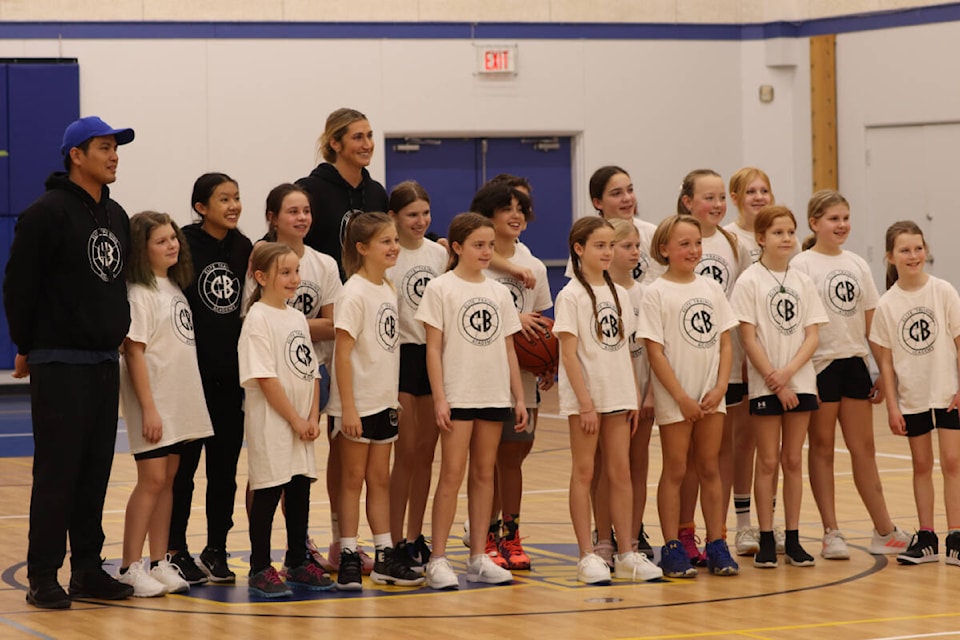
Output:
(513, 316), (559, 376)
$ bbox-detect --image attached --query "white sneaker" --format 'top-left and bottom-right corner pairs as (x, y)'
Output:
(151, 556), (190, 594)
(425, 557), (459, 590)
(118, 561), (166, 597)
(821, 529), (850, 560)
(615, 551), (663, 581)
(466, 554), (513, 584)
(869, 525), (911, 555)
(577, 552), (612, 585)
(735, 526), (760, 556)
(774, 526), (786, 554)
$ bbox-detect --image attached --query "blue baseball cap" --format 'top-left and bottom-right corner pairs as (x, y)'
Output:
(60, 116), (135, 156)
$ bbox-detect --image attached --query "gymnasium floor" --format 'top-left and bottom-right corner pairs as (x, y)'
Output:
(0, 386), (957, 640)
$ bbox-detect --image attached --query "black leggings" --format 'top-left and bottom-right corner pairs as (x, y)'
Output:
(248, 475), (312, 573)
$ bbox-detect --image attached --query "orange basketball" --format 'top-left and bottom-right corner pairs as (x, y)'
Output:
(513, 316), (559, 376)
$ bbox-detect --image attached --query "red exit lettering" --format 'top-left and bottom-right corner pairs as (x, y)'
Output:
(484, 50), (509, 71)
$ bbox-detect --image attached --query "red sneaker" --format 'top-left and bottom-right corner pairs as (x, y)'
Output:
(485, 532), (509, 569)
(498, 535), (531, 570)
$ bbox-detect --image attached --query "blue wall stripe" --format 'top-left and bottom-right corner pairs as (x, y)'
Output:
(0, 3), (958, 41)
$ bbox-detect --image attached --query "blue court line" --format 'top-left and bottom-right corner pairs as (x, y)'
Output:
(0, 3), (959, 40)
(0, 616), (57, 640)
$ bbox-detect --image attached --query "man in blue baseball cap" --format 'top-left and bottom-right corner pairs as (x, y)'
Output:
(4, 115), (136, 608)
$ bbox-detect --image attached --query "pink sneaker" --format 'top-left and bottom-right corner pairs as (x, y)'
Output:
(679, 527), (706, 567)
(306, 537), (335, 573)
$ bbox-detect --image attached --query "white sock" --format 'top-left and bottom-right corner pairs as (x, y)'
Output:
(340, 536), (358, 552)
(331, 513), (341, 541)
(373, 533), (392, 550)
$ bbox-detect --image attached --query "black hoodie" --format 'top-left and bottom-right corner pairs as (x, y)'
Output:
(181, 223), (252, 381)
(3, 172), (130, 357)
(296, 162), (388, 280)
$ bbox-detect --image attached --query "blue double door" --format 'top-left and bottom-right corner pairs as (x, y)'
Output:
(384, 136), (574, 308)
(0, 60), (80, 368)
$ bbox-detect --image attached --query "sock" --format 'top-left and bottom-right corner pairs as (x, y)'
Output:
(950, 529), (960, 535)
(373, 533), (392, 551)
(488, 519), (502, 536)
(921, 527), (935, 533)
(680, 521), (696, 533)
(340, 536), (358, 553)
(503, 514), (520, 540)
(784, 529), (802, 552)
(734, 494), (752, 529)
(331, 513), (341, 541)
(470, 553), (485, 564)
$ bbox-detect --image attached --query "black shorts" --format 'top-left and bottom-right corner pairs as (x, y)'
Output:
(816, 357), (873, 403)
(133, 440), (190, 461)
(750, 393), (819, 416)
(399, 343), (432, 397)
(449, 407), (513, 423)
(725, 382), (748, 407)
(501, 409), (535, 442)
(904, 408), (960, 437)
(329, 408), (399, 444)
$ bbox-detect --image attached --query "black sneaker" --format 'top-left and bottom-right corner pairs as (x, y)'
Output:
(396, 539), (425, 575)
(169, 550), (209, 585)
(409, 534), (432, 566)
(636, 524), (653, 556)
(898, 530), (940, 565)
(946, 532), (960, 567)
(371, 547), (426, 587)
(26, 575), (71, 609)
(337, 549), (363, 591)
(200, 547), (236, 583)
(285, 560), (336, 591)
(69, 565), (134, 600)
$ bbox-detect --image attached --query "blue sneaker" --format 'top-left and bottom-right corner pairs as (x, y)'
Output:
(659, 539), (697, 578)
(705, 539), (740, 576)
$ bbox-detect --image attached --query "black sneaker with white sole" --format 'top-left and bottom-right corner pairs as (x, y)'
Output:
(337, 549), (363, 591)
(169, 550), (209, 585)
(371, 547), (426, 586)
(897, 530), (939, 565)
(200, 547), (236, 583)
(946, 531), (960, 567)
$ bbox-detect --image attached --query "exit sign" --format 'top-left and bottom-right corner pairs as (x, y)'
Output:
(476, 44), (518, 75)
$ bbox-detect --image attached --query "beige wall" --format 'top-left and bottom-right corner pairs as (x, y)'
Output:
(0, 0), (947, 23)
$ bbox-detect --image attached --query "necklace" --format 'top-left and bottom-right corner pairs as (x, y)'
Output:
(760, 260), (788, 293)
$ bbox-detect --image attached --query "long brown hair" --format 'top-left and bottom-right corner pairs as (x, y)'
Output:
(803, 189), (849, 251)
(447, 213), (494, 271)
(128, 211), (193, 289)
(341, 212), (395, 278)
(568, 217), (624, 342)
(884, 220), (926, 290)
(754, 205), (797, 257)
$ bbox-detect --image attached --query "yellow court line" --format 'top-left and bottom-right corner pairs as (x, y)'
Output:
(616, 611), (960, 639)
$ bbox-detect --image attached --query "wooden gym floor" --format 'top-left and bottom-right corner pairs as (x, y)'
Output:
(0, 386), (956, 640)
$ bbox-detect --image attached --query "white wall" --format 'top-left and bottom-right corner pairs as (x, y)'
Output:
(0, 35), (811, 240)
(837, 19), (960, 283)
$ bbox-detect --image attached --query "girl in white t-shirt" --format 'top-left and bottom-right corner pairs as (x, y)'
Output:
(637, 215), (739, 578)
(793, 190), (909, 561)
(675, 169), (752, 566)
(606, 219), (655, 558)
(386, 181), (448, 573)
(326, 212), (424, 590)
(242, 184), (344, 573)
(564, 166), (666, 286)
(724, 167), (775, 556)
(239, 243), (329, 597)
(730, 206), (827, 569)
(415, 213), (526, 590)
(475, 181), (553, 571)
(118, 212), (214, 597)
(556, 216), (661, 585)
(870, 221), (960, 566)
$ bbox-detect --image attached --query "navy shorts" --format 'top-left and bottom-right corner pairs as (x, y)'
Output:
(750, 393), (819, 416)
(329, 408), (399, 444)
(725, 382), (748, 407)
(816, 357), (873, 403)
(904, 408), (960, 437)
(399, 344), (432, 397)
(449, 407), (513, 423)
